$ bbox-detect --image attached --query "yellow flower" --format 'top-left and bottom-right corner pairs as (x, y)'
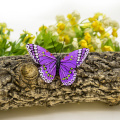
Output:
(22, 32), (35, 44)
(112, 28), (118, 37)
(67, 14), (72, 19)
(67, 11), (80, 26)
(57, 22), (65, 30)
(79, 39), (88, 48)
(91, 20), (99, 31)
(70, 17), (77, 25)
(94, 13), (103, 19)
(88, 44), (95, 52)
(91, 20), (104, 33)
(59, 35), (64, 41)
(0, 23), (13, 41)
(0, 23), (7, 28)
(71, 10), (80, 22)
(59, 35), (70, 44)
(39, 25), (47, 31)
(88, 13), (103, 22)
(88, 17), (96, 22)
(84, 32), (91, 44)
(57, 22), (66, 35)
(98, 25), (105, 34)
(102, 46), (114, 52)
(101, 32), (110, 39)
(2, 34), (9, 40)
(29, 35), (35, 43)
(2, 28), (6, 33)
(57, 29), (62, 34)
(64, 35), (70, 44)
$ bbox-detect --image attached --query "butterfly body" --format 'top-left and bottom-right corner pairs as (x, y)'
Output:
(56, 56), (61, 76)
(26, 44), (89, 86)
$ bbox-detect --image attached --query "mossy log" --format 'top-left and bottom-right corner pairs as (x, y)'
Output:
(0, 52), (120, 110)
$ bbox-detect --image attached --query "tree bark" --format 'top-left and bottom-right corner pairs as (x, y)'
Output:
(0, 52), (120, 110)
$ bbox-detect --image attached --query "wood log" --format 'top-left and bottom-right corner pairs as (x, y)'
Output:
(0, 52), (120, 110)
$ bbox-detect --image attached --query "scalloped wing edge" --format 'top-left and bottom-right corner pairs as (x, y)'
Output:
(76, 48), (89, 67)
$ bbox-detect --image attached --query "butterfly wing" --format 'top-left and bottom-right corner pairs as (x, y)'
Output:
(26, 44), (57, 83)
(59, 48), (89, 86)
(39, 61), (56, 83)
(59, 64), (77, 86)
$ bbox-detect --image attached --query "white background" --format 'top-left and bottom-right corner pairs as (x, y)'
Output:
(0, 0), (120, 120)
(0, 0), (120, 42)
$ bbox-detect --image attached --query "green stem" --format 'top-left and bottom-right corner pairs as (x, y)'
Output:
(79, 18), (89, 24)
(106, 27), (112, 32)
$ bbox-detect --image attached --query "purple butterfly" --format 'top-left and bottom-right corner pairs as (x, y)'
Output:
(26, 44), (89, 86)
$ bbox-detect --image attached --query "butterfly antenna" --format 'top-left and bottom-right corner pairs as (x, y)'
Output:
(59, 39), (65, 57)
(51, 38), (57, 55)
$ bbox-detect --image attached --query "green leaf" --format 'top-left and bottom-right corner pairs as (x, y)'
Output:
(104, 39), (113, 46)
(20, 33), (27, 40)
(74, 26), (83, 38)
(7, 30), (10, 36)
(0, 27), (3, 35)
(10, 41), (16, 52)
(62, 44), (74, 53)
(114, 45), (120, 51)
(55, 43), (63, 53)
(35, 29), (59, 53)
(24, 37), (30, 44)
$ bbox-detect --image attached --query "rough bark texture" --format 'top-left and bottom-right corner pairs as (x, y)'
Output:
(0, 52), (120, 110)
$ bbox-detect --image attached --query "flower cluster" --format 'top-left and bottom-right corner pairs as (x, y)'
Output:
(0, 23), (13, 56)
(20, 30), (35, 45)
(48, 10), (80, 45)
(1, 11), (119, 56)
(0, 22), (35, 56)
(0, 23), (13, 40)
(38, 11), (119, 53)
(36, 11), (81, 52)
